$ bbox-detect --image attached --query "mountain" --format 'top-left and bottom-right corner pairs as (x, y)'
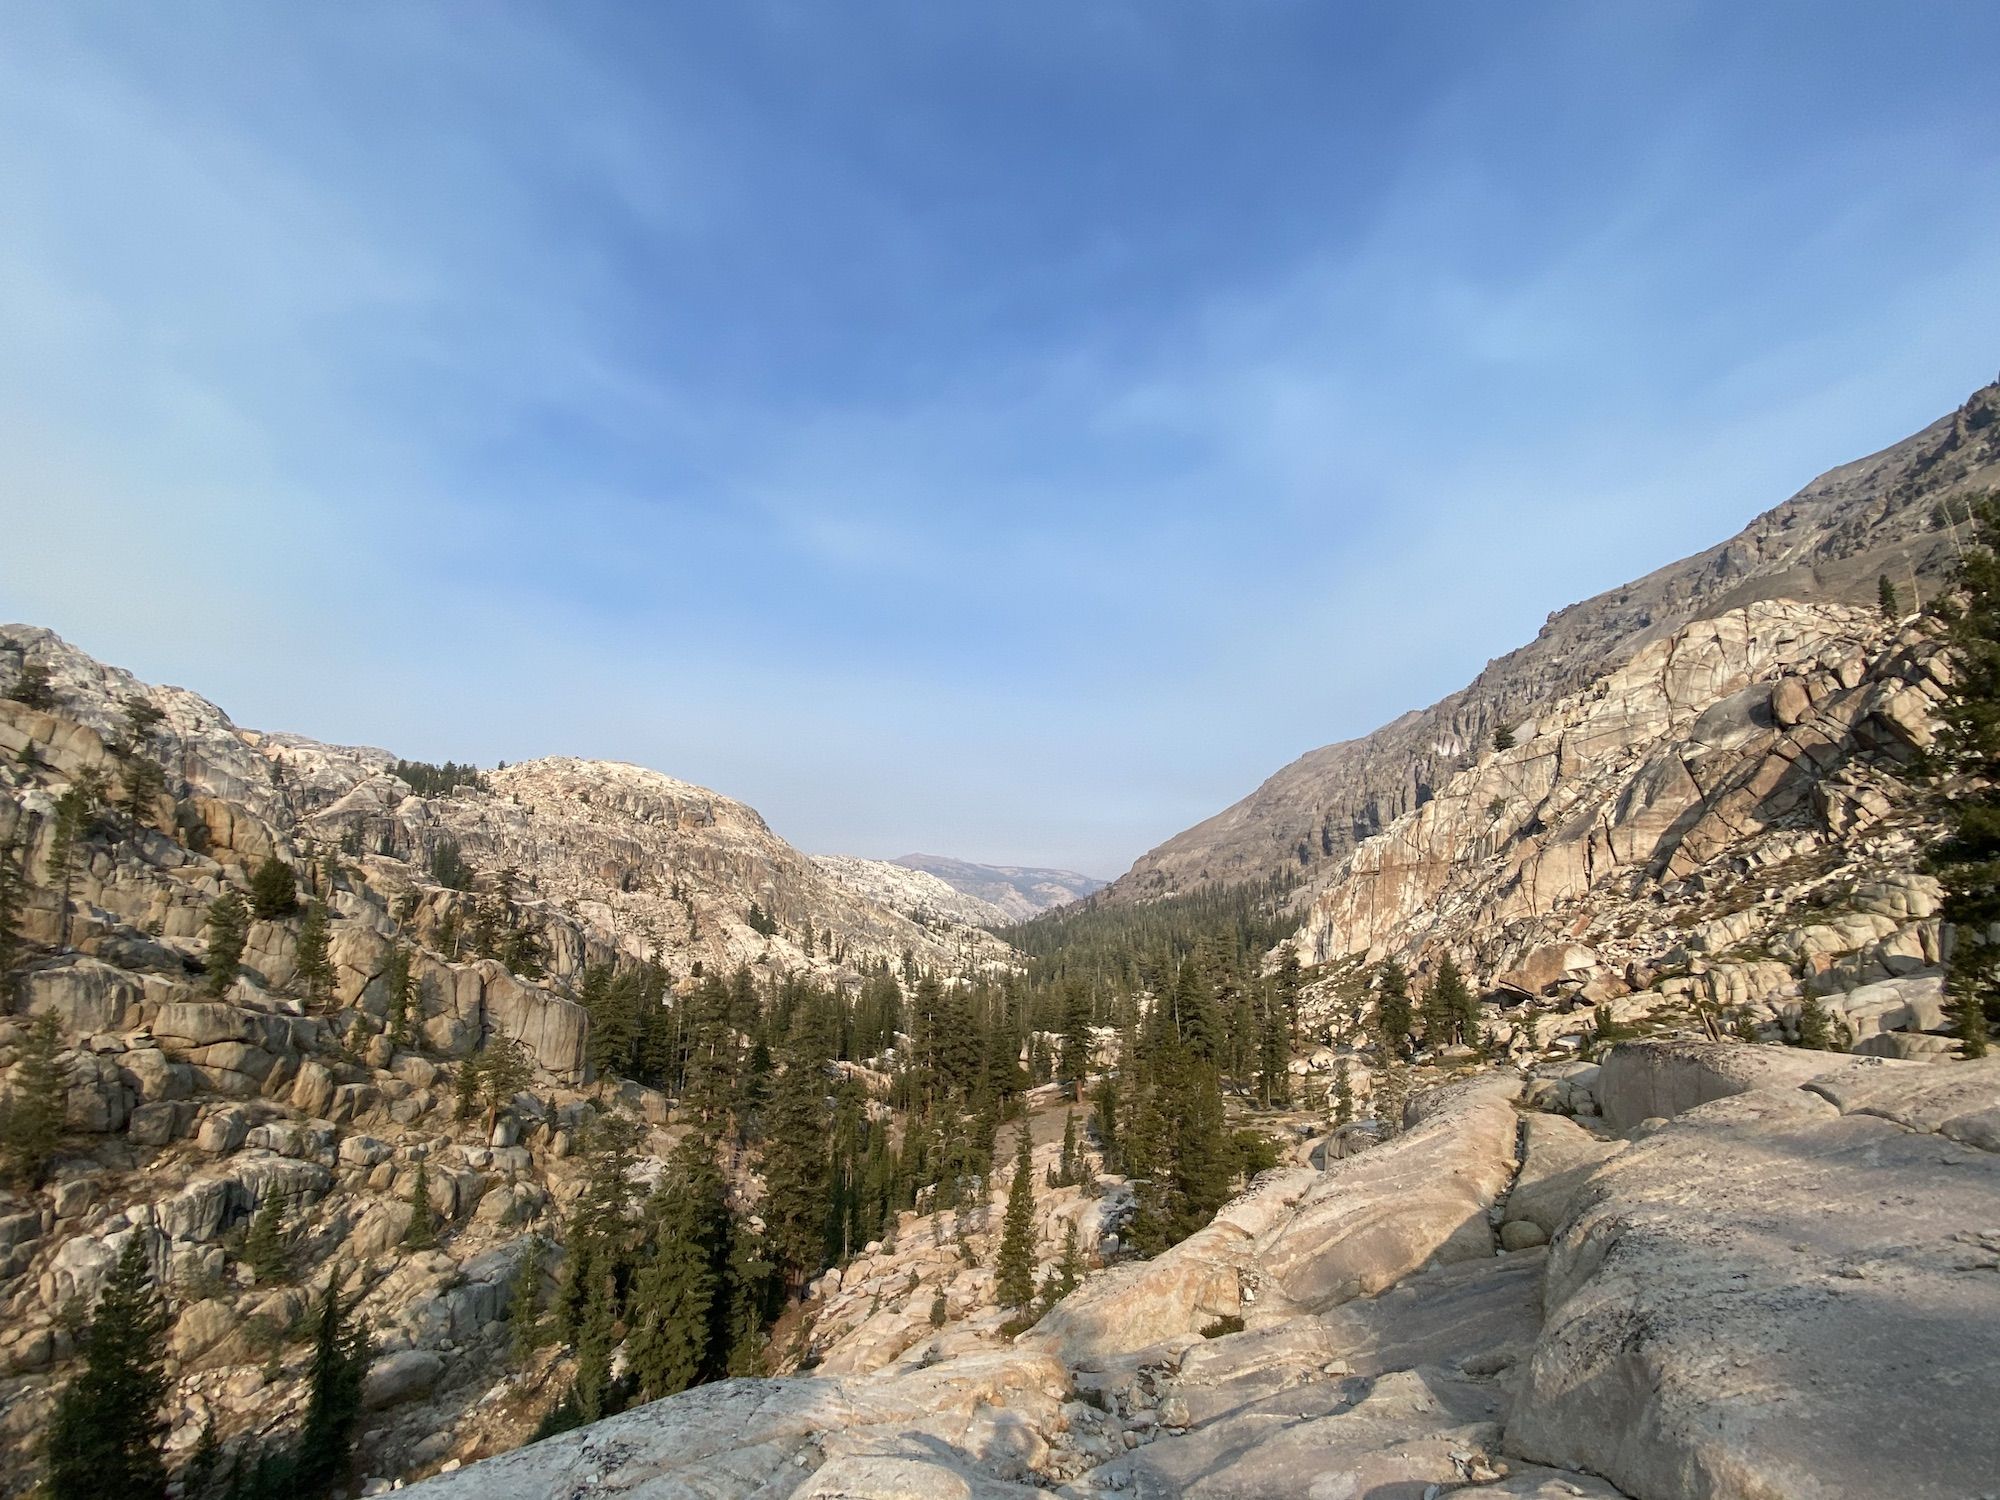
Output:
(891, 853), (1105, 922)
(812, 854), (1015, 929)
(1101, 378), (2000, 905)
(0, 625), (1015, 991)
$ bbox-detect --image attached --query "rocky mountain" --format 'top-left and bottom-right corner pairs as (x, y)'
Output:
(812, 854), (1016, 930)
(0, 626), (1014, 988)
(892, 854), (1105, 923)
(1104, 377), (2000, 905)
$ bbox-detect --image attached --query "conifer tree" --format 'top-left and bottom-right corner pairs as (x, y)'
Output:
(760, 1026), (833, 1292)
(180, 1419), (222, 1500)
(1057, 982), (1092, 1100)
(249, 857), (298, 920)
(382, 941), (416, 1048)
(402, 1159), (438, 1249)
(42, 1235), (169, 1500)
(508, 1237), (548, 1363)
(242, 1191), (293, 1283)
(46, 768), (106, 949)
(1926, 496), (2000, 1057)
(627, 1136), (730, 1400)
(1057, 1111), (1079, 1187)
(1041, 1220), (1085, 1309)
(1794, 991), (1836, 1051)
(1374, 960), (1414, 1058)
(1879, 572), (1902, 620)
(476, 1035), (534, 1134)
(1, 1012), (65, 1185)
(1256, 989), (1289, 1107)
(204, 891), (250, 998)
(1333, 1058), (1354, 1125)
(292, 1276), (372, 1499)
(7, 658), (56, 710)
(294, 898), (333, 1008)
(995, 1129), (1037, 1311)
(452, 1054), (480, 1122)
(0, 835), (25, 977)
(570, 1269), (621, 1423)
(1492, 723), (1516, 751)
(1425, 955), (1475, 1050)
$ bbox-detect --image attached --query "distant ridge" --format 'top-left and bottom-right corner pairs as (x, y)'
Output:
(892, 853), (1106, 923)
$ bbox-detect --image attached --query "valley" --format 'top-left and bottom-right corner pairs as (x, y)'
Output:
(3, 379), (1999, 1499)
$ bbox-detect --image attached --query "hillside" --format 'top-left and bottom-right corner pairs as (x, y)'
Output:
(892, 854), (1105, 922)
(1103, 378), (2000, 905)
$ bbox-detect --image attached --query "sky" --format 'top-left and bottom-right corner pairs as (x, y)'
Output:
(2, 3), (1998, 878)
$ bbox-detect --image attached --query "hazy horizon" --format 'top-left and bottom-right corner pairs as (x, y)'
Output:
(3, 2), (1998, 876)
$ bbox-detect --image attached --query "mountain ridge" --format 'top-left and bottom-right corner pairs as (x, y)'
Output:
(1099, 377), (2000, 907)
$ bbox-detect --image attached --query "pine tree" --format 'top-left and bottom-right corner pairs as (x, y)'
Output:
(7, 658), (57, 710)
(42, 1235), (170, 1500)
(291, 1276), (372, 1499)
(45, 768), (106, 949)
(1332, 1058), (1354, 1125)
(1256, 989), (1289, 1107)
(179, 1419), (222, 1500)
(452, 1054), (480, 1122)
(1057, 982), (1092, 1100)
(995, 1129), (1037, 1311)
(571, 1268), (620, 1423)
(249, 857), (298, 920)
(0, 835), (26, 976)
(204, 891), (250, 998)
(1926, 497), (2000, 1058)
(382, 942), (418, 1049)
(241, 1191), (293, 1283)
(1057, 1111), (1079, 1188)
(293, 898), (333, 1008)
(475, 1035), (533, 1134)
(1492, 723), (1516, 751)
(760, 1025), (832, 1292)
(1426, 955), (1474, 1050)
(402, 1159), (438, 1248)
(1794, 992), (1837, 1051)
(507, 1237), (548, 1363)
(1374, 960), (1414, 1058)
(626, 1136), (730, 1400)
(1040, 1220), (1085, 1309)
(1879, 572), (1902, 620)
(1, 1012), (65, 1185)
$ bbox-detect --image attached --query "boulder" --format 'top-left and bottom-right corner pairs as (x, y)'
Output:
(362, 1349), (445, 1410)
(19, 957), (141, 1035)
(1592, 1038), (1900, 1132)
(1508, 1073), (2000, 1499)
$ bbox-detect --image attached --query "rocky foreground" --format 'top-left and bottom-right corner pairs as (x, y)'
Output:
(405, 1039), (2000, 1500)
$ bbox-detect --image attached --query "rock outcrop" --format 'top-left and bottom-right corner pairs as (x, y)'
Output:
(890, 855), (1105, 923)
(1104, 377), (2000, 904)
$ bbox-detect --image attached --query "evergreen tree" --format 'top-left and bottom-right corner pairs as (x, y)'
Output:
(249, 857), (298, 920)
(45, 768), (106, 949)
(570, 1268), (621, 1424)
(294, 898), (333, 1008)
(242, 1191), (293, 1283)
(1926, 496), (2000, 1057)
(1425, 955), (1475, 1050)
(42, 1235), (169, 1500)
(760, 1026), (833, 1291)
(1879, 572), (1902, 620)
(204, 891), (250, 998)
(1040, 1221), (1084, 1309)
(1255, 989), (1289, 1107)
(291, 1276), (372, 1499)
(475, 1035), (534, 1135)
(402, 1159), (438, 1249)
(1492, 723), (1516, 752)
(995, 1129), (1037, 1311)
(1, 1012), (65, 1185)
(1794, 992), (1837, 1051)
(1057, 982), (1092, 1100)
(1332, 1058), (1354, 1125)
(7, 658), (56, 710)
(508, 1236), (548, 1363)
(382, 941), (416, 1048)
(1056, 1111), (1079, 1188)
(626, 1136), (730, 1399)
(179, 1419), (222, 1500)
(1374, 960), (1414, 1058)
(551, 1114), (639, 1341)
(0, 835), (26, 976)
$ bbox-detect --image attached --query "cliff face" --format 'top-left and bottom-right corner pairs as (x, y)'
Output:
(1105, 379), (2000, 904)
(1290, 598), (1946, 1002)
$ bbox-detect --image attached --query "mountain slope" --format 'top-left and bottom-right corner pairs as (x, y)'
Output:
(812, 854), (1016, 929)
(892, 853), (1105, 922)
(1103, 378), (2000, 904)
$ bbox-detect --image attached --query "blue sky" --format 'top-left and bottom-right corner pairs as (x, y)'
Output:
(2, 2), (1998, 876)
